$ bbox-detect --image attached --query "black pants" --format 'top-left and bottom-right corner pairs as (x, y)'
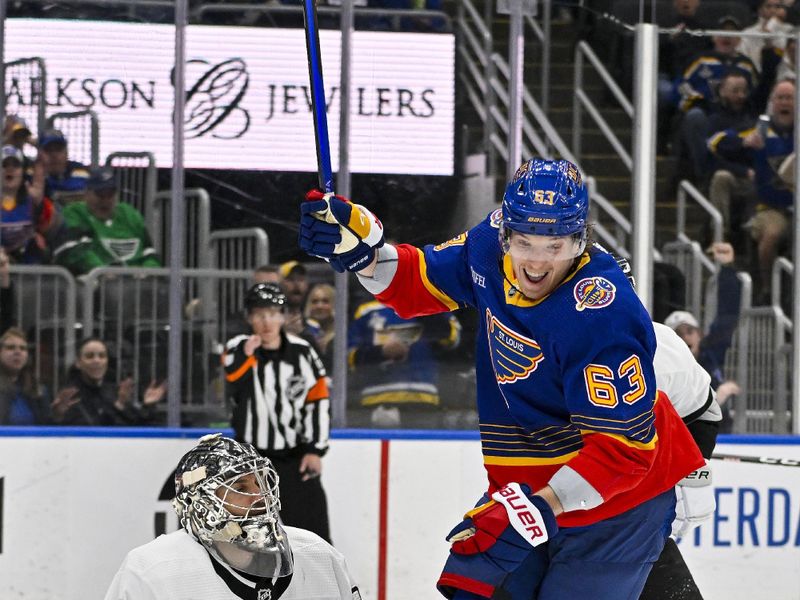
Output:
(639, 537), (703, 599)
(266, 453), (331, 544)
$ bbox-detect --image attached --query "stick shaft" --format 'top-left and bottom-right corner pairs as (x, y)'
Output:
(712, 453), (800, 467)
(302, 0), (334, 193)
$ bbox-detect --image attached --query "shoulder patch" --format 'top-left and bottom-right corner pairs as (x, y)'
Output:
(573, 276), (616, 311)
(434, 231), (468, 251)
(489, 208), (503, 229)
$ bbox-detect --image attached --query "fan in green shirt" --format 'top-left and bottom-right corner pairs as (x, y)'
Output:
(53, 167), (160, 276)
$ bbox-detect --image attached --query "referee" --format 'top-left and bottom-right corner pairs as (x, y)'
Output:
(222, 282), (331, 542)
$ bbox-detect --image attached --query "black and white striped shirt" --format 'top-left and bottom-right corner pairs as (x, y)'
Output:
(223, 332), (330, 456)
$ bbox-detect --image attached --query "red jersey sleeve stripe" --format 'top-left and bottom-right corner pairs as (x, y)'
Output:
(376, 244), (458, 318)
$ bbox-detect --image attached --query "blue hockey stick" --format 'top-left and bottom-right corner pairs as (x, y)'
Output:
(302, 0), (334, 194)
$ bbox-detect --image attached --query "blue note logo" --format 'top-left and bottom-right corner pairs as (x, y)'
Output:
(490, 208), (503, 229)
(573, 277), (616, 311)
(486, 309), (544, 384)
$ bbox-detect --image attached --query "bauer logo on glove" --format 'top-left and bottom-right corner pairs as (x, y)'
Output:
(299, 189), (385, 273)
(447, 482), (558, 556)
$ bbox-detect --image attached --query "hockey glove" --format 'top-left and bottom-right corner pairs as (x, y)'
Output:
(437, 483), (558, 599)
(672, 461), (715, 539)
(299, 189), (384, 273)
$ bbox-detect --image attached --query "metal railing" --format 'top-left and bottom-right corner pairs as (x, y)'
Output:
(572, 41), (633, 170)
(661, 239), (706, 320)
(771, 257), (794, 329)
(7, 265), (77, 393)
(192, 3), (452, 32)
(728, 304), (791, 433)
(655, 180), (721, 319)
(210, 227), (269, 273)
(458, 0), (578, 175)
(676, 179), (723, 247)
(105, 151), (158, 234)
(702, 268), (753, 333)
(45, 109), (100, 168)
(152, 188), (211, 269)
(80, 267), (252, 420)
(3, 57), (47, 137)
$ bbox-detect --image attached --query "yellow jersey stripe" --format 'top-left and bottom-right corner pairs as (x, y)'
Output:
(416, 248), (460, 311)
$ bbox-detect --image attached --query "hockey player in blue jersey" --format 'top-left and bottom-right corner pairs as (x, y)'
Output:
(299, 158), (704, 599)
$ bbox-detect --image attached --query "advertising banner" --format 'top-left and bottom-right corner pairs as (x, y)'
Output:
(5, 19), (455, 175)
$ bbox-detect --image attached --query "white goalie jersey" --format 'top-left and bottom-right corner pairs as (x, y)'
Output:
(653, 322), (721, 423)
(104, 527), (361, 600)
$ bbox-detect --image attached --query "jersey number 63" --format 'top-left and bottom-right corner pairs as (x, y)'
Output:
(583, 355), (647, 408)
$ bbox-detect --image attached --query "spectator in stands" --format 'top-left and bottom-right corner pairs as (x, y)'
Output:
(3, 115), (34, 169)
(680, 69), (756, 184)
(52, 167), (160, 276)
(655, 0), (712, 134)
(51, 337), (166, 426)
(739, 0), (793, 72)
(38, 129), (89, 204)
(1, 145), (57, 264)
(253, 264), (281, 285)
(708, 78), (794, 300)
(278, 260), (321, 347)
(660, 0), (712, 80)
(347, 299), (460, 428)
(700, 71), (758, 249)
(304, 283), (336, 373)
(677, 17), (759, 116)
(0, 248), (14, 335)
(664, 242), (741, 433)
(0, 326), (51, 425)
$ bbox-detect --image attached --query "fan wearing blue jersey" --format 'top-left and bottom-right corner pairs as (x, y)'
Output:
(299, 159), (704, 600)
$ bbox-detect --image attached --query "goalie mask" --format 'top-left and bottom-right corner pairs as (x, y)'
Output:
(173, 433), (293, 578)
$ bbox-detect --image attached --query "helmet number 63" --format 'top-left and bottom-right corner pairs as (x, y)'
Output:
(583, 355), (647, 408)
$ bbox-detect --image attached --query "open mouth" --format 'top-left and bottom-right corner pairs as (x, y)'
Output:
(522, 268), (547, 285)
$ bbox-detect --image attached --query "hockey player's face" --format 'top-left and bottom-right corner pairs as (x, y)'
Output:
(507, 231), (578, 300)
(215, 473), (269, 517)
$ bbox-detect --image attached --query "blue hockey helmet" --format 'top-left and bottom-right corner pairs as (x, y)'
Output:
(501, 158), (589, 243)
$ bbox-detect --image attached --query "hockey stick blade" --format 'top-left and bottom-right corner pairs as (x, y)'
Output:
(712, 453), (800, 467)
(302, 0), (334, 194)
